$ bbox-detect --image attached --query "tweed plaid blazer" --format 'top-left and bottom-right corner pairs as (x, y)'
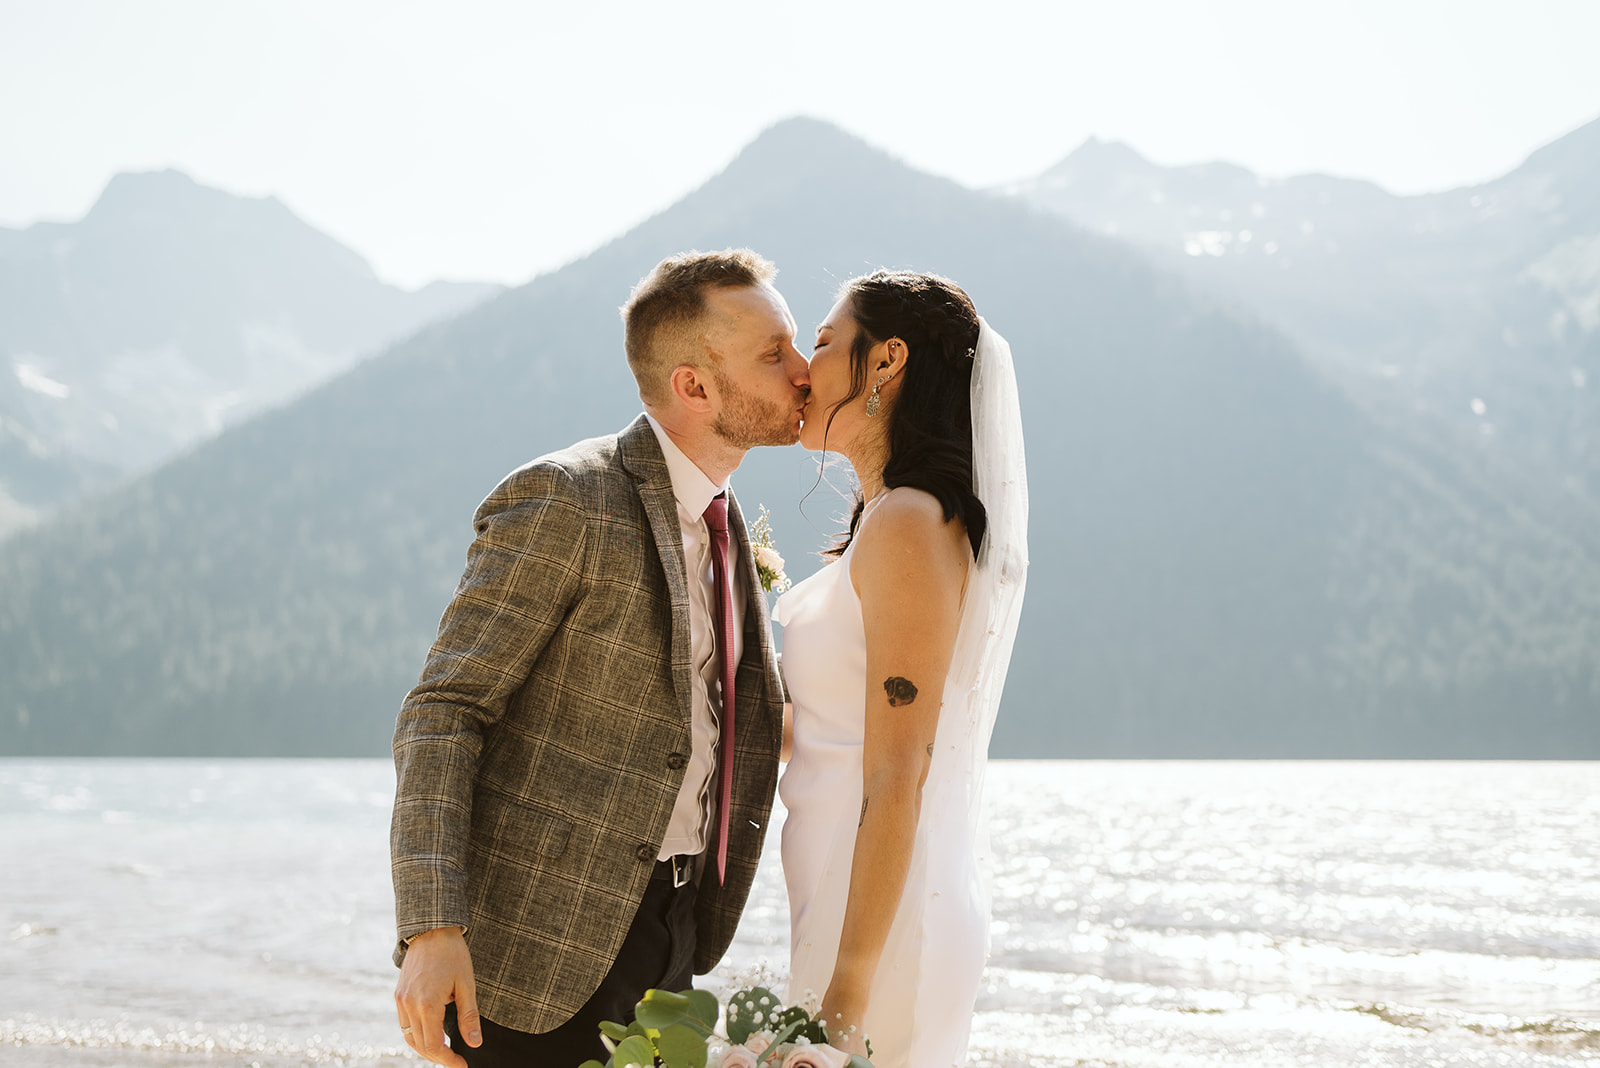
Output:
(390, 414), (784, 1035)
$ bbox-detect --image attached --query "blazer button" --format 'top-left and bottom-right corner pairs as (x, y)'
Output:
(666, 752), (687, 770)
(635, 843), (654, 862)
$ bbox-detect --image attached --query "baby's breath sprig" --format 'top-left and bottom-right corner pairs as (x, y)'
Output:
(750, 505), (790, 593)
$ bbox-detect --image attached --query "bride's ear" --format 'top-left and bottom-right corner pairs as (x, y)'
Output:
(878, 337), (910, 382)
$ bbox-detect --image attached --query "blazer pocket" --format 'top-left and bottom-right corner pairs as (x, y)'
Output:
(472, 785), (573, 861)
(531, 817), (572, 860)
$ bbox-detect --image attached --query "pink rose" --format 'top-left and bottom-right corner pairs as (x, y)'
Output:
(744, 1032), (773, 1055)
(718, 1045), (760, 1068)
(780, 1044), (851, 1068)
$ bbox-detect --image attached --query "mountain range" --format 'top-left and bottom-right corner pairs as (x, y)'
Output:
(0, 169), (501, 535)
(1, 118), (1596, 758)
(1002, 117), (1600, 502)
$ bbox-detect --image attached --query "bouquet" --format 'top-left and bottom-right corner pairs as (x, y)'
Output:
(578, 985), (872, 1068)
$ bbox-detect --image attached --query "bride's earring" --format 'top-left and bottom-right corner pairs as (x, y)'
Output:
(866, 376), (885, 418)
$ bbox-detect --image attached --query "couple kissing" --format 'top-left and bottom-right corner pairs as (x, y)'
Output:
(391, 249), (1028, 1068)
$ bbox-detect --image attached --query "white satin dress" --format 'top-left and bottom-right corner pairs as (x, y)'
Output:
(774, 496), (989, 1068)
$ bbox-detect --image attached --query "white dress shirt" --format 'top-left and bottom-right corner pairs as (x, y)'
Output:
(645, 414), (747, 859)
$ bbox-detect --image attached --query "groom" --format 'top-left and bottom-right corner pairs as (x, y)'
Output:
(391, 249), (807, 1067)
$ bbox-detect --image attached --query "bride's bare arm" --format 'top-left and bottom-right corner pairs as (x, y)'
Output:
(820, 488), (969, 1050)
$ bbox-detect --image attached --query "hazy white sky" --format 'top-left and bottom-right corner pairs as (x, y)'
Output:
(3, 0), (1597, 288)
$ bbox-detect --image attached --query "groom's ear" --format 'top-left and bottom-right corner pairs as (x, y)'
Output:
(668, 363), (715, 413)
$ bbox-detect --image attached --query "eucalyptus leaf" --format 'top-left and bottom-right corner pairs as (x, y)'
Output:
(635, 988), (717, 1038)
(576, 1062), (606, 1068)
(684, 989), (719, 1033)
(611, 1033), (657, 1067)
(847, 1056), (875, 1068)
(599, 1020), (632, 1041)
(653, 1023), (709, 1068)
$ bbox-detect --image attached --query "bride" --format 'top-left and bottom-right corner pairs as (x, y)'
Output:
(775, 270), (1028, 1067)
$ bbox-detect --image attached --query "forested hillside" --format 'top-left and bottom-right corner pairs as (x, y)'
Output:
(3, 119), (1597, 757)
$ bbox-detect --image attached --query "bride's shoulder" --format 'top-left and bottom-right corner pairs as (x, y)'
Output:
(866, 485), (944, 525)
(855, 487), (969, 561)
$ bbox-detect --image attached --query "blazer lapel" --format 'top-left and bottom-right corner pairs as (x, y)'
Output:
(619, 415), (696, 727)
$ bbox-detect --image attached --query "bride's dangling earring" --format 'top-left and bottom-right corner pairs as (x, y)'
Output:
(866, 376), (885, 418)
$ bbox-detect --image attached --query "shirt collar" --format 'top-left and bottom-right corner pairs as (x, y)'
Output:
(644, 413), (729, 520)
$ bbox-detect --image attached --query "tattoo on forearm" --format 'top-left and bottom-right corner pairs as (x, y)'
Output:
(883, 677), (918, 707)
(926, 743), (934, 757)
(858, 798), (869, 827)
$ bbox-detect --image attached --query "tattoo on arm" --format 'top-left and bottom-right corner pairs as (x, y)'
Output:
(858, 798), (869, 827)
(883, 677), (918, 707)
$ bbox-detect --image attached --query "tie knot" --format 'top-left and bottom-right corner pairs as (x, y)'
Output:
(702, 493), (728, 535)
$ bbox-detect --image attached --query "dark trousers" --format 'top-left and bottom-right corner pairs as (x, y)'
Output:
(444, 862), (697, 1068)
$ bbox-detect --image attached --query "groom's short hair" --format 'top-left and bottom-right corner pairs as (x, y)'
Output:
(622, 248), (777, 404)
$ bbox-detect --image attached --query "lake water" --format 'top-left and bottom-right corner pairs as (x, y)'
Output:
(1, 759), (1597, 1067)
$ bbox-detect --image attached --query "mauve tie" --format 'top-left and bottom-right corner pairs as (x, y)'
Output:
(702, 493), (735, 885)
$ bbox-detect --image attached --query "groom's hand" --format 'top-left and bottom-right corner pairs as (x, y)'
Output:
(395, 926), (482, 1067)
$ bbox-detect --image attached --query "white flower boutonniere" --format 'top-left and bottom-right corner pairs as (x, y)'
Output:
(751, 505), (790, 593)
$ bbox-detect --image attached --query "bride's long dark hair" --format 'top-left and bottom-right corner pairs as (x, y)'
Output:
(821, 270), (987, 558)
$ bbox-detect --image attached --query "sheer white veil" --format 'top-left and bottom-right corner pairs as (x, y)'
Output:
(915, 314), (1029, 916)
(934, 314), (1028, 809)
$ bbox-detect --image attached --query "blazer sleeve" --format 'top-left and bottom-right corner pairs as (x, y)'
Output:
(390, 460), (589, 952)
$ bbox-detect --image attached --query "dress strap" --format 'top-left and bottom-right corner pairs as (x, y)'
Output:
(859, 490), (892, 521)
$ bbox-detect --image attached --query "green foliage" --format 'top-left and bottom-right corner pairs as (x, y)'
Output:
(634, 988), (718, 1038)
(759, 1020), (807, 1062)
(723, 985), (779, 1045)
(586, 985), (872, 1068)
(609, 1034), (657, 1067)
(771, 1002), (825, 1045)
(722, 986), (825, 1051)
(652, 1025), (708, 1068)
(599, 1020), (635, 1042)
(589, 988), (726, 1068)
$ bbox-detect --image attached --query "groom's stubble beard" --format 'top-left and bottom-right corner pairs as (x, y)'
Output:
(711, 366), (802, 449)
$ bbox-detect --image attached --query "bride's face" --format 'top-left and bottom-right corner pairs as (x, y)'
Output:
(801, 296), (870, 453)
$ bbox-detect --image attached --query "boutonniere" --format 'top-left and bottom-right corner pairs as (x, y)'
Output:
(751, 505), (790, 593)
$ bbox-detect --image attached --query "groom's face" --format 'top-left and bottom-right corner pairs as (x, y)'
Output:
(702, 284), (810, 448)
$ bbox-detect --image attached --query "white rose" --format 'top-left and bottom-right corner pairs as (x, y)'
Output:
(754, 545), (785, 573)
(719, 1045), (760, 1068)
